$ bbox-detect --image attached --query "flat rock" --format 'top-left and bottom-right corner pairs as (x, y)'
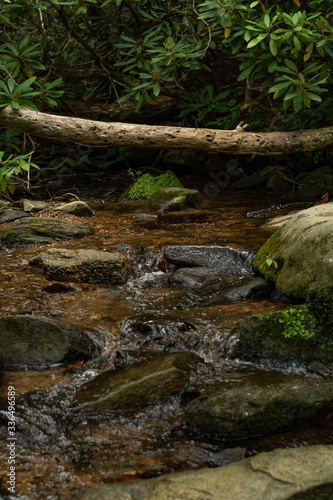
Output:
(23, 200), (50, 212)
(0, 209), (28, 224)
(164, 245), (250, 272)
(30, 248), (132, 283)
(185, 373), (333, 440)
(70, 352), (199, 413)
(78, 445), (333, 500)
(0, 315), (96, 370)
(2, 217), (91, 247)
(52, 200), (94, 216)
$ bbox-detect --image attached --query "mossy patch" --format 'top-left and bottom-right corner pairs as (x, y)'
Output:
(125, 171), (183, 200)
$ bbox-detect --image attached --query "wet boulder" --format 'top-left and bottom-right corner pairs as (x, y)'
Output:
(52, 200), (94, 216)
(150, 187), (198, 208)
(0, 315), (96, 370)
(80, 445), (333, 500)
(253, 204), (333, 307)
(185, 373), (333, 440)
(164, 245), (250, 272)
(30, 248), (132, 283)
(231, 309), (333, 377)
(70, 352), (199, 413)
(2, 217), (91, 247)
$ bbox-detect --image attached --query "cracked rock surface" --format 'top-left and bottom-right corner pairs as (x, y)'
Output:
(78, 445), (333, 500)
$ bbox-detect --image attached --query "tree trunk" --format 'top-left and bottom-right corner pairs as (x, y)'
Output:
(1, 105), (333, 155)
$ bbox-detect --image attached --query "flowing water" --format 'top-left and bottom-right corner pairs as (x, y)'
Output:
(0, 179), (331, 499)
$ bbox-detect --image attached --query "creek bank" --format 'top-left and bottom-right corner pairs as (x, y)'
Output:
(79, 445), (333, 500)
(0, 315), (96, 370)
(30, 248), (132, 283)
(70, 352), (199, 413)
(2, 217), (92, 247)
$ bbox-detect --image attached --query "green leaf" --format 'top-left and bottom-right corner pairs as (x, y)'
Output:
(7, 78), (15, 93)
(237, 65), (255, 81)
(293, 92), (303, 112)
(269, 38), (277, 57)
(268, 80), (292, 93)
(293, 36), (301, 51)
(153, 82), (160, 97)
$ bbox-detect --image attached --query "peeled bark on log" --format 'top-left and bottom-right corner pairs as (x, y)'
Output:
(1, 105), (333, 155)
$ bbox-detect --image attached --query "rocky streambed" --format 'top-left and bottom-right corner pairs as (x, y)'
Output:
(0, 181), (332, 499)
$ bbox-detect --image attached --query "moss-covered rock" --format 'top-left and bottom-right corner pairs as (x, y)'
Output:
(232, 308), (333, 376)
(70, 352), (199, 413)
(123, 170), (183, 200)
(253, 204), (333, 308)
(185, 374), (333, 440)
(30, 248), (132, 283)
(0, 315), (96, 370)
(150, 187), (198, 207)
(2, 217), (92, 247)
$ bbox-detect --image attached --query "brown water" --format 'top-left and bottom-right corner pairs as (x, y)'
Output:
(0, 183), (330, 499)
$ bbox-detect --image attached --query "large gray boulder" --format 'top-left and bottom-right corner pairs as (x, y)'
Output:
(0, 315), (96, 370)
(185, 373), (333, 440)
(253, 204), (333, 306)
(2, 217), (91, 247)
(30, 248), (132, 283)
(70, 352), (199, 413)
(78, 445), (333, 500)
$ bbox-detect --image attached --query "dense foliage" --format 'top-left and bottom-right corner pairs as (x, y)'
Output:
(1, 0), (332, 118)
(0, 0), (333, 191)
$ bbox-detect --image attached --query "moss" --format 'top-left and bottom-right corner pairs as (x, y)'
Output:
(126, 171), (183, 200)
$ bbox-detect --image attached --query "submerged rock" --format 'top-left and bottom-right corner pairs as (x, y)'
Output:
(70, 352), (199, 413)
(2, 217), (91, 247)
(0, 315), (96, 370)
(114, 314), (200, 362)
(30, 248), (132, 284)
(79, 445), (333, 500)
(185, 373), (333, 440)
(52, 200), (94, 216)
(253, 204), (333, 307)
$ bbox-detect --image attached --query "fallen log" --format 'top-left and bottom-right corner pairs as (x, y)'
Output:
(1, 105), (333, 155)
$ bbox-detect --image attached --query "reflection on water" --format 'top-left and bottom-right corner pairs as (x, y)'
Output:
(0, 186), (329, 499)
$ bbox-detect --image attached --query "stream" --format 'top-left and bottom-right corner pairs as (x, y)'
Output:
(0, 177), (331, 499)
